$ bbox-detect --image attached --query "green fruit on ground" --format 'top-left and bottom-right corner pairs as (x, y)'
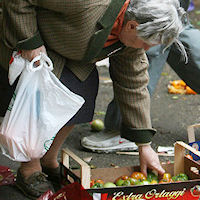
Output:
(91, 119), (104, 132)
(103, 182), (116, 188)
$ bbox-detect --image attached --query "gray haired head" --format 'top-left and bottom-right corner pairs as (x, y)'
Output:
(124, 0), (188, 62)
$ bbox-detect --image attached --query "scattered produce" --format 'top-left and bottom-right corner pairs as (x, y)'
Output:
(168, 80), (197, 95)
(90, 119), (104, 132)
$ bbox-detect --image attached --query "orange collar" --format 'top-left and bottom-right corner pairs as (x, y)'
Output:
(104, 0), (130, 48)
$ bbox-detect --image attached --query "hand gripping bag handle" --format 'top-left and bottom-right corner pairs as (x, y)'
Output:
(27, 53), (53, 72)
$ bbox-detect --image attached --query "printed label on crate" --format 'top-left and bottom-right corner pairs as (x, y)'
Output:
(189, 141), (200, 161)
(93, 186), (200, 200)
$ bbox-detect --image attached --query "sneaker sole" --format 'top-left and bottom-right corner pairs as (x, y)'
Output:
(82, 143), (138, 153)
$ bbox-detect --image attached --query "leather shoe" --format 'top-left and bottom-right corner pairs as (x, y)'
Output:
(16, 169), (54, 200)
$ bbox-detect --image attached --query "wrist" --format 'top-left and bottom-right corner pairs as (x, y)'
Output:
(137, 142), (152, 153)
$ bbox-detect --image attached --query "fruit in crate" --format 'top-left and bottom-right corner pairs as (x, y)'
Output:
(131, 172), (146, 181)
(136, 180), (150, 185)
(115, 175), (129, 186)
(147, 171), (158, 183)
(103, 182), (116, 188)
(172, 173), (188, 182)
(91, 171), (190, 188)
(90, 179), (104, 188)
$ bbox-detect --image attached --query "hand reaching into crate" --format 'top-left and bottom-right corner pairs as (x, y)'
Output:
(138, 145), (165, 177)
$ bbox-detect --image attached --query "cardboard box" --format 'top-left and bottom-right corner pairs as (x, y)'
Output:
(61, 141), (200, 200)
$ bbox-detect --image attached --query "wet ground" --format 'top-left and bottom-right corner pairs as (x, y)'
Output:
(0, 1), (200, 199)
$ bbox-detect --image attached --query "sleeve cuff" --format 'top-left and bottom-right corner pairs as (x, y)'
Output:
(120, 123), (156, 143)
(16, 31), (44, 50)
(135, 142), (152, 146)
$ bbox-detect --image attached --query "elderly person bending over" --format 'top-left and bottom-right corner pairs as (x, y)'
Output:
(0, 0), (187, 198)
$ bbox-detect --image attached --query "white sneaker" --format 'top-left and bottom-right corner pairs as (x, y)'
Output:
(81, 130), (138, 153)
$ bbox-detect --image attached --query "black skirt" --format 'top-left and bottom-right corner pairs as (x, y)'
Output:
(59, 66), (99, 125)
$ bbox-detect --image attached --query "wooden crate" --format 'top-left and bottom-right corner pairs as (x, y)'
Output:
(61, 141), (200, 199)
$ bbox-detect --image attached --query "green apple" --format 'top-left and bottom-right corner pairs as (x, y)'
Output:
(103, 182), (117, 188)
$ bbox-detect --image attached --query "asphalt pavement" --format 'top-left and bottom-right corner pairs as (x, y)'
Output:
(0, 63), (200, 199)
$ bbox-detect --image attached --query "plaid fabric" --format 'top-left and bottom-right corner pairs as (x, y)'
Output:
(1, 0), (111, 77)
(0, 0), (156, 143)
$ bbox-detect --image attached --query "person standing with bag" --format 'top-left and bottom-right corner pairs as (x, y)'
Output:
(0, 0), (187, 199)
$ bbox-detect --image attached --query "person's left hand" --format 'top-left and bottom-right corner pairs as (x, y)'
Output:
(138, 144), (165, 177)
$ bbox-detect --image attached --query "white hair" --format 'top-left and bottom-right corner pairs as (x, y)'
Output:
(124, 0), (188, 62)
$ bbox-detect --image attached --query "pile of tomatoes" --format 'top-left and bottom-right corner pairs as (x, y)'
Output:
(90, 171), (189, 188)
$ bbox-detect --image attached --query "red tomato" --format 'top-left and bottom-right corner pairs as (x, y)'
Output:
(90, 180), (95, 188)
(121, 175), (129, 180)
(95, 179), (104, 185)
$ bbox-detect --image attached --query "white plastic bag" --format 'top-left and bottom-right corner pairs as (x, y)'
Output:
(0, 52), (85, 162)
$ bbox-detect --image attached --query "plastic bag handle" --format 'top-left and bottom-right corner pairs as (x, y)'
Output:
(41, 53), (53, 71)
(27, 53), (53, 72)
